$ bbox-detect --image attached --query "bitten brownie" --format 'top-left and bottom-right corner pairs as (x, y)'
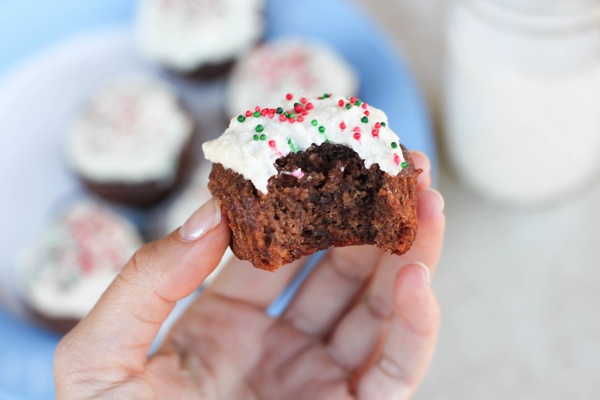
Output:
(203, 93), (420, 271)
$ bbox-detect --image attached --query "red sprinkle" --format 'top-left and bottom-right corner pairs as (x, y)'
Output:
(297, 115), (304, 122)
(286, 93), (293, 100)
(362, 103), (368, 109)
(294, 104), (303, 113)
(353, 132), (361, 140)
(305, 102), (314, 110)
(353, 126), (361, 132)
(288, 117), (296, 123)
(372, 129), (379, 137)
(261, 109), (268, 116)
(300, 97), (308, 104)
(302, 110), (309, 116)
(338, 99), (345, 107)
(364, 110), (370, 116)
(375, 122), (382, 129)
(255, 106), (261, 112)
(268, 112), (275, 119)
(245, 110), (253, 117)
(350, 96), (357, 104)
(279, 114), (287, 122)
(269, 140), (276, 148)
(340, 122), (347, 130)
(394, 154), (401, 165)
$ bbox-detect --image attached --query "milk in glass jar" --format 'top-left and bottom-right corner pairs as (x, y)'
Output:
(444, 0), (600, 205)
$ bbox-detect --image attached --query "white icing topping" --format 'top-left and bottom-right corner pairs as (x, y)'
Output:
(18, 202), (143, 319)
(66, 78), (193, 183)
(226, 38), (358, 117)
(202, 94), (407, 194)
(136, 0), (265, 71)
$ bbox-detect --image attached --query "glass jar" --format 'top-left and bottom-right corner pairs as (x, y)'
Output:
(443, 0), (600, 205)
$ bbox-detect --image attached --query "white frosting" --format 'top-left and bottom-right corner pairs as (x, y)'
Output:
(203, 94), (407, 194)
(226, 38), (358, 117)
(66, 78), (194, 183)
(19, 201), (143, 319)
(136, 0), (265, 72)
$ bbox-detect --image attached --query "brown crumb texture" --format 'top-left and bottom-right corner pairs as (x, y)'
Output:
(208, 143), (420, 271)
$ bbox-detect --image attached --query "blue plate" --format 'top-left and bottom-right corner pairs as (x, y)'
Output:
(0, 0), (436, 398)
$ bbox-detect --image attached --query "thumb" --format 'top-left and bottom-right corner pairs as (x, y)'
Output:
(55, 198), (229, 374)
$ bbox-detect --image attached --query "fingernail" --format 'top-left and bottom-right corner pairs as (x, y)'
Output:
(179, 198), (221, 241)
(413, 261), (431, 284)
(427, 188), (445, 211)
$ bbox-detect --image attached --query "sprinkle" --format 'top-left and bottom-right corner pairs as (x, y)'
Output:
(345, 103), (351, 110)
(297, 115), (304, 122)
(255, 124), (264, 132)
(289, 113), (296, 119)
(350, 96), (357, 104)
(306, 102), (314, 110)
(279, 114), (287, 121)
(261, 109), (268, 116)
(294, 104), (303, 113)
(253, 111), (260, 118)
(287, 138), (299, 153)
(381, 121), (387, 127)
(391, 142), (398, 149)
(361, 102), (368, 109)
(311, 119), (318, 126)
(255, 106), (261, 112)
(372, 129), (379, 137)
(364, 110), (370, 116)
(361, 116), (369, 123)
(353, 132), (361, 140)
(286, 93), (293, 100)
(353, 126), (361, 132)
(401, 161), (408, 168)
(276, 107), (284, 114)
(375, 122), (382, 129)
(237, 115), (246, 122)
(253, 134), (259, 140)
(260, 133), (267, 140)
(338, 99), (345, 107)
(340, 122), (346, 130)
(356, 100), (362, 106)
(245, 110), (253, 117)
(302, 110), (309, 116)
(269, 140), (276, 148)
(300, 97), (308, 104)
(318, 126), (325, 133)
(394, 154), (401, 165)
(322, 93), (330, 99)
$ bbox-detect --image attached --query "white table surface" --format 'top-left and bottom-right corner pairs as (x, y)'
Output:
(359, 0), (600, 398)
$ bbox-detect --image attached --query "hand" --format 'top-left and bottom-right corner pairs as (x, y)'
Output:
(54, 151), (445, 400)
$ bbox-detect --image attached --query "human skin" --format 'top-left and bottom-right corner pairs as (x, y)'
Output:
(54, 151), (445, 400)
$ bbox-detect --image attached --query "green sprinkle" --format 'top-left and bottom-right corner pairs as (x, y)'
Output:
(391, 142), (398, 149)
(289, 113), (295, 119)
(255, 124), (264, 132)
(237, 115), (246, 123)
(287, 138), (299, 153)
(401, 161), (408, 168)
(318, 126), (325, 133)
(276, 107), (284, 114)
(345, 103), (351, 110)
(253, 111), (260, 118)
(260, 134), (267, 140)
(322, 93), (330, 98)
(253, 134), (259, 140)
(355, 100), (362, 106)
(361, 116), (369, 123)
(284, 112), (290, 117)
(311, 119), (318, 126)
(381, 121), (387, 127)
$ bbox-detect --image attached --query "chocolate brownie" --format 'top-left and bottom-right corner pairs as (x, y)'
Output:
(203, 93), (420, 271)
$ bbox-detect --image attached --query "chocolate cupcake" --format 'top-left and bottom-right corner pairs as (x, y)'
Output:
(18, 201), (144, 334)
(135, 0), (265, 79)
(226, 37), (358, 117)
(203, 94), (419, 271)
(65, 77), (196, 207)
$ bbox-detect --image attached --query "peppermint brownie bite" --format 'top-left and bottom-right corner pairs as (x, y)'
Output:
(203, 94), (419, 271)
(136, 0), (265, 79)
(18, 201), (144, 333)
(65, 78), (196, 207)
(226, 37), (358, 117)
